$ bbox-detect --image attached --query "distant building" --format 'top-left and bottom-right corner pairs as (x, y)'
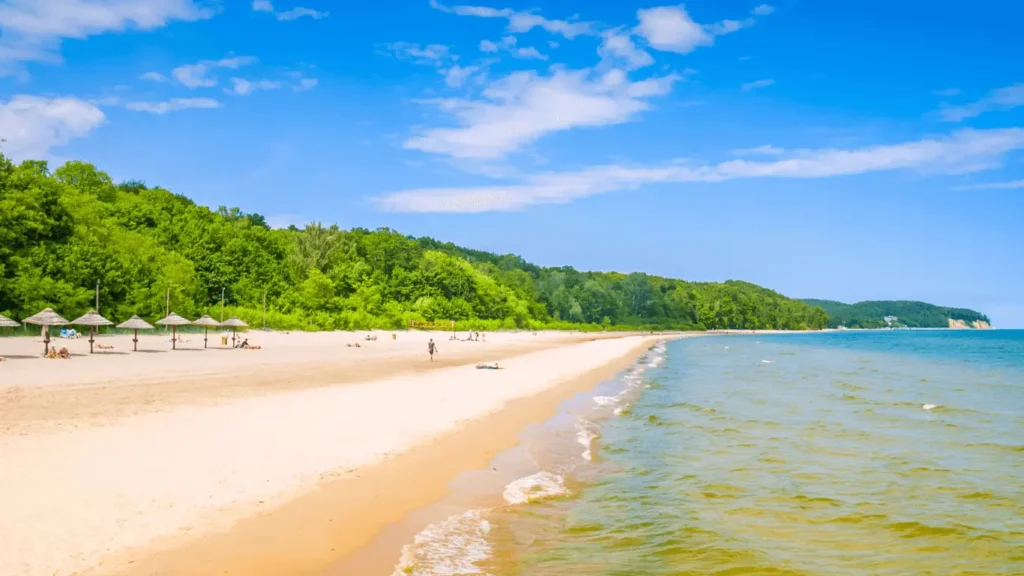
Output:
(883, 315), (898, 326)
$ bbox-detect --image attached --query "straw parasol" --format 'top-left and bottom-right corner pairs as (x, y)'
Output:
(156, 312), (192, 350)
(116, 315), (154, 351)
(220, 316), (248, 348)
(70, 310), (114, 354)
(22, 308), (70, 356)
(192, 315), (221, 348)
(0, 314), (19, 328)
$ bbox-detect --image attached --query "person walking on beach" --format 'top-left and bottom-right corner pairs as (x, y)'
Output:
(428, 338), (437, 362)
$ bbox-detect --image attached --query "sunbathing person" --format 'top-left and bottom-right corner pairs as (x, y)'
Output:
(475, 362), (501, 370)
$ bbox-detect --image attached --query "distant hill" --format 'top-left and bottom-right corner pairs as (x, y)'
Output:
(801, 299), (991, 329)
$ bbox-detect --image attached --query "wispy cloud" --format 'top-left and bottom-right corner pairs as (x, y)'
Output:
(732, 144), (784, 155)
(171, 55), (258, 88)
(228, 77), (281, 95)
(125, 97), (222, 114)
(378, 128), (1024, 212)
(0, 0), (213, 70)
(599, 30), (654, 70)
(276, 7), (328, 21)
(404, 68), (679, 160)
(293, 77), (318, 91)
(635, 4), (770, 54)
(140, 71), (168, 82)
(252, 0), (274, 12)
(430, 0), (594, 38)
(952, 179), (1024, 190)
(385, 42), (455, 66)
(477, 36), (547, 60)
(444, 65), (479, 87)
(938, 83), (1024, 122)
(0, 94), (105, 160)
(742, 78), (775, 91)
(933, 87), (960, 97)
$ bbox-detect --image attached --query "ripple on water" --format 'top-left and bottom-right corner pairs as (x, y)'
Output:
(475, 334), (1024, 576)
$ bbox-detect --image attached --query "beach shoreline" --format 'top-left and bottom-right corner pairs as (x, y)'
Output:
(0, 330), (671, 576)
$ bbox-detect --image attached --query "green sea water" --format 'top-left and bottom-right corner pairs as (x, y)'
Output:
(397, 331), (1024, 575)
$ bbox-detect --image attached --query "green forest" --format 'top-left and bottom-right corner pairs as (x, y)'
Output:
(2, 154), (830, 332)
(801, 299), (990, 329)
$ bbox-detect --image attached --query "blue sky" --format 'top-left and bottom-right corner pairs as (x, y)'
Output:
(1, 0), (1022, 326)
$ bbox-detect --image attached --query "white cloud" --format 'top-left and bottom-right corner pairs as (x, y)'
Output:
(938, 83), (1024, 122)
(599, 30), (654, 70)
(252, 0), (274, 12)
(140, 71), (168, 82)
(751, 4), (775, 16)
(0, 0), (213, 67)
(0, 95), (105, 160)
(431, 0), (593, 38)
(276, 6), (328, 21)
(514, 46), (547, 61)
(635, 4), (765, 54)
(125, 97), (222, 114)
(636, 6), (711, 53)
(952, 179), (1024, 190)
(444, 65), (478, 88)
(732, 144), (784, 155)
(228, 77), (281, 95)
(386, 42), (454, 66)
(171, 55), (257, 88)
(742, 78), (775, 91)
(933, 88), (960, 97)
(477, 36), (547, 61)
(404, 68), (679, 160)
(293, 77), (318, 91)
(379, 128), (1024, 212)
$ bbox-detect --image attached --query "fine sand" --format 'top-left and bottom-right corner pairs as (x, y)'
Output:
(0, 329), (667, 576)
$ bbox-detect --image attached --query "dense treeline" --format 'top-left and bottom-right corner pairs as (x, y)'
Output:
(801, 299), (990, 329)
(0, 155), (828, 331)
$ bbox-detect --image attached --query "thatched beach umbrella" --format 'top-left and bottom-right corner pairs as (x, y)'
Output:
(192, 315), (221, 348)
(70, 310), (114, 354)
(0, 314), (20, 328)
(116, 315), (154, 351)
(220, 316), (248, 348)
(156, 312), (192, 350)
(22, 308), (69, 356)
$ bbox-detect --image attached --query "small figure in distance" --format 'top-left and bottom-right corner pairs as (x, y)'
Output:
(428, 338), (437, 362)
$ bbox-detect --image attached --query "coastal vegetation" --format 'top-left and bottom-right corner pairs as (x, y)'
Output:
(801, 299), (990, 329)
(0, 155), (831, 332)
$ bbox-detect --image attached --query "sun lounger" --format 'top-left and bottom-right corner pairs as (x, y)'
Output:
(476, 362), (502, 370)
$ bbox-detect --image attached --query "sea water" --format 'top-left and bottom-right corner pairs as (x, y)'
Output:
(395, 332), (1024, 575)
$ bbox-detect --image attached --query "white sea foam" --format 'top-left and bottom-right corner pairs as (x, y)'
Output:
(613, 407), (625, 416)
(922, 403), (939, 411)
(761, 360), (776, 364)
(503, 471), (568, 505)
(576, 421), (597, 461)
(392, 509), (492, 575)
(593, 395), (618, 407)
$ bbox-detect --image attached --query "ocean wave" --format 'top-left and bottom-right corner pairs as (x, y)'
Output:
(576, 420), (598, 461)
(503, 472), (569, 505)
(593, 395), (619, 407)
(392, 509), (492, 576)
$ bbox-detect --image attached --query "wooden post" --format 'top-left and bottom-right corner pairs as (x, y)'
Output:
(42, 326), (50, 356)
(204, 326), (208, 348)
(89, 326), (95, 354)
(133, 329), (138, 351)
(172, 325), (177, 350)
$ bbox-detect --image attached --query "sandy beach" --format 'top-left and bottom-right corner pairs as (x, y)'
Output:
(0, 329), (667, 575)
